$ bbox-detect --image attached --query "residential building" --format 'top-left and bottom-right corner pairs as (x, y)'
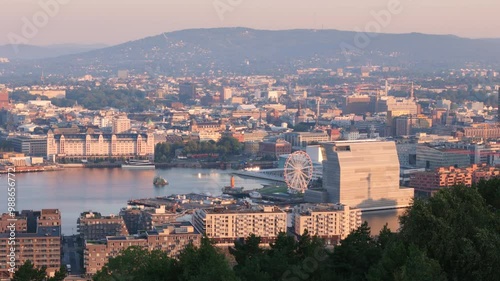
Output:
(0, 210), (61, 278)
(292, 204), (361, 246)
(141, 205), (177, 231)
(0, 213), (27, 233)
(410, 164), (500, 197)
(322, 140), (414, 210)
(192, 205), (287, 246)
(112, 115), (131, 134)
(84, 222), (201, 275)
(77, 212), (129, 241)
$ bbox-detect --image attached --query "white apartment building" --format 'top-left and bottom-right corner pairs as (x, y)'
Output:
(292, 203), (361, 246)
(192, 206), (287, 246)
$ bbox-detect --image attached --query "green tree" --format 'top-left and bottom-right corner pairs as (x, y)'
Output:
(217, 136), (242, 155)
(12, 260), (47, 281)
(47, 266), (68, 281)
(367, 242), (445, 281)
(399, 185), (500, 281)
(476, 178), (500, 210)
(93, 247), (180, 281)
(230, 235), (271, 281)
(177, 237), (237, 281)
(324, 222), (382, 281)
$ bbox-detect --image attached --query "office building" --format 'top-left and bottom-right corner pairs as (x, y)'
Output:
(77, 212), (129, 241)
(284, 132), (330, 148)
(179, 83), (196, 98)
(416, 144), (471, 170)
(344, 95), (373, 115)
(322, 140), (414, 210)
(9, 135), (47, 157)
(222, 87), (232, 102)
(258, 139), (292, 158)
(0, 89), (9, 110)
(84, 222), (201, 275)
(0, 209), (61, 278)
(190, 120), (225, 133)
(378, 96), (419, 114)
(462, 125), (500, 139)
(292, 204), (361, 245)
(192, 206), (287, 246)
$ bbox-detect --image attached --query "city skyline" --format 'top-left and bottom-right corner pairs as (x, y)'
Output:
(1, 0), (499, 46)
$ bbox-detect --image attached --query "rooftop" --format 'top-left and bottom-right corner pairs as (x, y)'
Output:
(0, 226), (61, 238)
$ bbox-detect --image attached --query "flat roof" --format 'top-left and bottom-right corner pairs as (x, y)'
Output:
(0, 226), (61, 238)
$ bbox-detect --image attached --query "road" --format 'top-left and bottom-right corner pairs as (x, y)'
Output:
(62, 235), (85, 279)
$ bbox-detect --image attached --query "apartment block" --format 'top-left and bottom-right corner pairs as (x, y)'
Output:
(0, 209), (61, 278)
(119, 205), (177, 235)
(112, 115), (131, 134)
(77, 212), (129, 241)
(84, 222), (201, 275)
(192, 206), (287, 246)
(292, 204), (362, 246)
(410, 164), (500, 197)
(0, 213), (27, 233)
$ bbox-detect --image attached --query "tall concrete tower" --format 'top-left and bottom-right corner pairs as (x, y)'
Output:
(322, 140), (414, 210)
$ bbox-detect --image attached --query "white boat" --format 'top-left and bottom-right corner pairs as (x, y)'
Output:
(249, 191), (262, 199)
(122, 159), (155, 169)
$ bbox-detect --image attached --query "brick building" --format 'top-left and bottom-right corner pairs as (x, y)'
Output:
(258, 139), (292, 158)
(0, 209), (61, 278)
(77, 212), (129, 241)
(84, 222), (200, 275)
(410, 164), (500, 197)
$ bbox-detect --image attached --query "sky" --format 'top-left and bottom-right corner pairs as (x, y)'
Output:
(1, 0), (499, 46)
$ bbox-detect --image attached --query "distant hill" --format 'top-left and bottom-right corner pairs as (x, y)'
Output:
(0, 44), (107, 60)
(7, 28), (500, 76)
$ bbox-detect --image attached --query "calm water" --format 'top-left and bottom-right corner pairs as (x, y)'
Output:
(7, 168), (401, 235)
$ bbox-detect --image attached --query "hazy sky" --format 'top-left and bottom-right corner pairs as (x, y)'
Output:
(1, 0), (499, 46)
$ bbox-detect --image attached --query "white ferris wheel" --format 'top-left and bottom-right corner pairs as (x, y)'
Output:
(284, 151), (314, 193)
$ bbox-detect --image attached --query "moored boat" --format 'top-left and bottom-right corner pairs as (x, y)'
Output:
(122, 159), (155, 169)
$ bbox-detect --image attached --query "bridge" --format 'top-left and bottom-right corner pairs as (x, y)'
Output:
(232, 168), (286, 182)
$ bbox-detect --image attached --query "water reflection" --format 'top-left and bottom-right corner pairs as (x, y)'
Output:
(12, 168), (402, 236)
(362, 208), (407, 234)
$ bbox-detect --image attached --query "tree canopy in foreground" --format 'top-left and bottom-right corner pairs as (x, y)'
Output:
(89, 181), (500, 281)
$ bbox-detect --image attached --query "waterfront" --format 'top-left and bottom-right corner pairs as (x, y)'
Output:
(9, 168), (401, 235)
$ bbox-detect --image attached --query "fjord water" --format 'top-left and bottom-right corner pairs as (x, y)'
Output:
(10, 168), (401, 234)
